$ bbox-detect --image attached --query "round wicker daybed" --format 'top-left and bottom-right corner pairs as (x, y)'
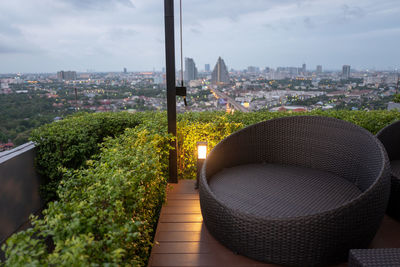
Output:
(377, 120), (400, 220)
(199, 116), (390, 266)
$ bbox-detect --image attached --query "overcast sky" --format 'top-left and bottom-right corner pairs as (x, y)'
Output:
(0, 0), (399, 73)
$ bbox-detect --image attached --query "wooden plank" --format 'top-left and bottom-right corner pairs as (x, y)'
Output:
(151, 242), (211, 254)
(149, 254), (216, 267)
(156, 231), (217, 242)
(161, 206), (201, 214)
(167, 180), (197, 194)
(164, 199), (200, 207)
(159, 214), (203, 223)
(150, 253), (276, 267)
(166, 193), (199, 200)
(157, 222), (203, 232)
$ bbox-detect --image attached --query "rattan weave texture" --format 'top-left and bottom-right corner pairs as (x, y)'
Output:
(209, 163), (361, 218)
(348, 248), (400, 266)
(377, 120), (400, 220)
(199, 116), (390, 266)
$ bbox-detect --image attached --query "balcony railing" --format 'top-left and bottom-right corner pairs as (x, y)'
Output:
(0, 142), (44, 257)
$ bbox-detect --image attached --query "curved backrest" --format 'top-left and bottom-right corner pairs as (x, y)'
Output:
(205, 116), (387, 192)
(377, 120), (400, 161)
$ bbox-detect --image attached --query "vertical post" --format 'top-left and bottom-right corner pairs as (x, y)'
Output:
(164, 0), (178, 183)
(74, 87), (78, 111)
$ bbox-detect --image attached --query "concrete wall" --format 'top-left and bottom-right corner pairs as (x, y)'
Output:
(0, 142), (43, 244)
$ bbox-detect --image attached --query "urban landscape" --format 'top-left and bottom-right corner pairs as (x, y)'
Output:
(1, 0), (400, 266)
(1, 57), (399, 150)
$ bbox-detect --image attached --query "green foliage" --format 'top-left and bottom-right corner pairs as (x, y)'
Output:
(223, 110), (400, 134)
(2, 126), (170, 267)
(30, 112), (145, 202)
(393, 94), (400, 103)
(3, 110), (400, 266)
(177, 116), (242, 179)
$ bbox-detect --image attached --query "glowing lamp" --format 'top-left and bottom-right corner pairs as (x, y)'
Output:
(196, 141), (208, 189)
(197, 142), (207, 159)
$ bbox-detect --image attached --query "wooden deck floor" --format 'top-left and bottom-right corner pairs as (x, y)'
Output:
(148, 180), (400, 267)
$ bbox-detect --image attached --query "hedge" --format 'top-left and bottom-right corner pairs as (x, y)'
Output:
(2, 125), (170, 266)
(3, 109), (400, 266)
(30, 112), (147, 202)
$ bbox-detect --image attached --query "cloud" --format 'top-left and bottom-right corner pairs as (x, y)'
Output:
(62, 0), (134, 10)
(341, 4), (365, 21)
(0, 42), (42, 54)
(303, 17), (315, 29)
(0, 0), (399, 72)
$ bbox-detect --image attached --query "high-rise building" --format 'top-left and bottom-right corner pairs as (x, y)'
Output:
(184, 57), (198, 82)
(316, 65), (322, 74)
(211, 57), (230, 85)
(123, 67), (127, 74)
(342, 65), (351, 79)
(57, 71), (77, 81)
(205, 64), (210, 72)
(302, 63), (306, 74)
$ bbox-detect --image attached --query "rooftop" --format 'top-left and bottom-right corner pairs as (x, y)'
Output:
(149, 180), (400, 267)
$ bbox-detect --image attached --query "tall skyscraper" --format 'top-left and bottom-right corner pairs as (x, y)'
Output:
(184, 57), (198, 82)
(342, 65), (351, 79)
(123, 67), (127, 74)
(302, 63), (306, 74)
(205, 64), (210, 72)
(57, 71), (77, 81)
(316, 65), (322, 74)
(211, 57), (230, 85)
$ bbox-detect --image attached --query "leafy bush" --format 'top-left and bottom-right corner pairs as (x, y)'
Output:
(393, 94), (400, 103)
(224, 109), (400, 134)
(3, 110), (400, 266)
(177, 116), (242, 179)
(2, 126), (170, 266)
(31, 112), (145, 202)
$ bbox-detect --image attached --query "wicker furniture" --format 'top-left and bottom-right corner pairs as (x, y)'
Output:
(199, 116), (390, 266)
(377, 120), (400, 220)
(348, 248), (400, 266)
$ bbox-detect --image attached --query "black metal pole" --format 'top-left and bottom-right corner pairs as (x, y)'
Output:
(164, 0), (178, 183)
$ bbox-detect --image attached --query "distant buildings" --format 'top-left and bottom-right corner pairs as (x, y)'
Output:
(316, 65), (322, 74)
(277, 67), (299, 75)
(123, 67), (127, 74)
(211, 57), (230, 85)
(184, 57), (198, 82)
(342, 65), (351, 79)
(57, 71), (77, 81)
(247, 66), (260, 73)
(302, 64), (306, 74)
(205, 64), (210, 72)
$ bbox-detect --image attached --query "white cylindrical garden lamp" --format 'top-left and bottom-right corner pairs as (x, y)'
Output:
(196, 141), (208, 189)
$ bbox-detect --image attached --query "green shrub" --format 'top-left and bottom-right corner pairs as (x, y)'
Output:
(30, 112), (145, 202)
(4, 110), (400, 266)
(2, 126), (170, 266)
(394, 94), (400, 103)
(224, 110), (400, 134)
(177, 116), (242, 179)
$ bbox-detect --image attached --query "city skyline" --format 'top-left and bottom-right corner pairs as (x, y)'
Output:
(0, 0), (399, 73)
